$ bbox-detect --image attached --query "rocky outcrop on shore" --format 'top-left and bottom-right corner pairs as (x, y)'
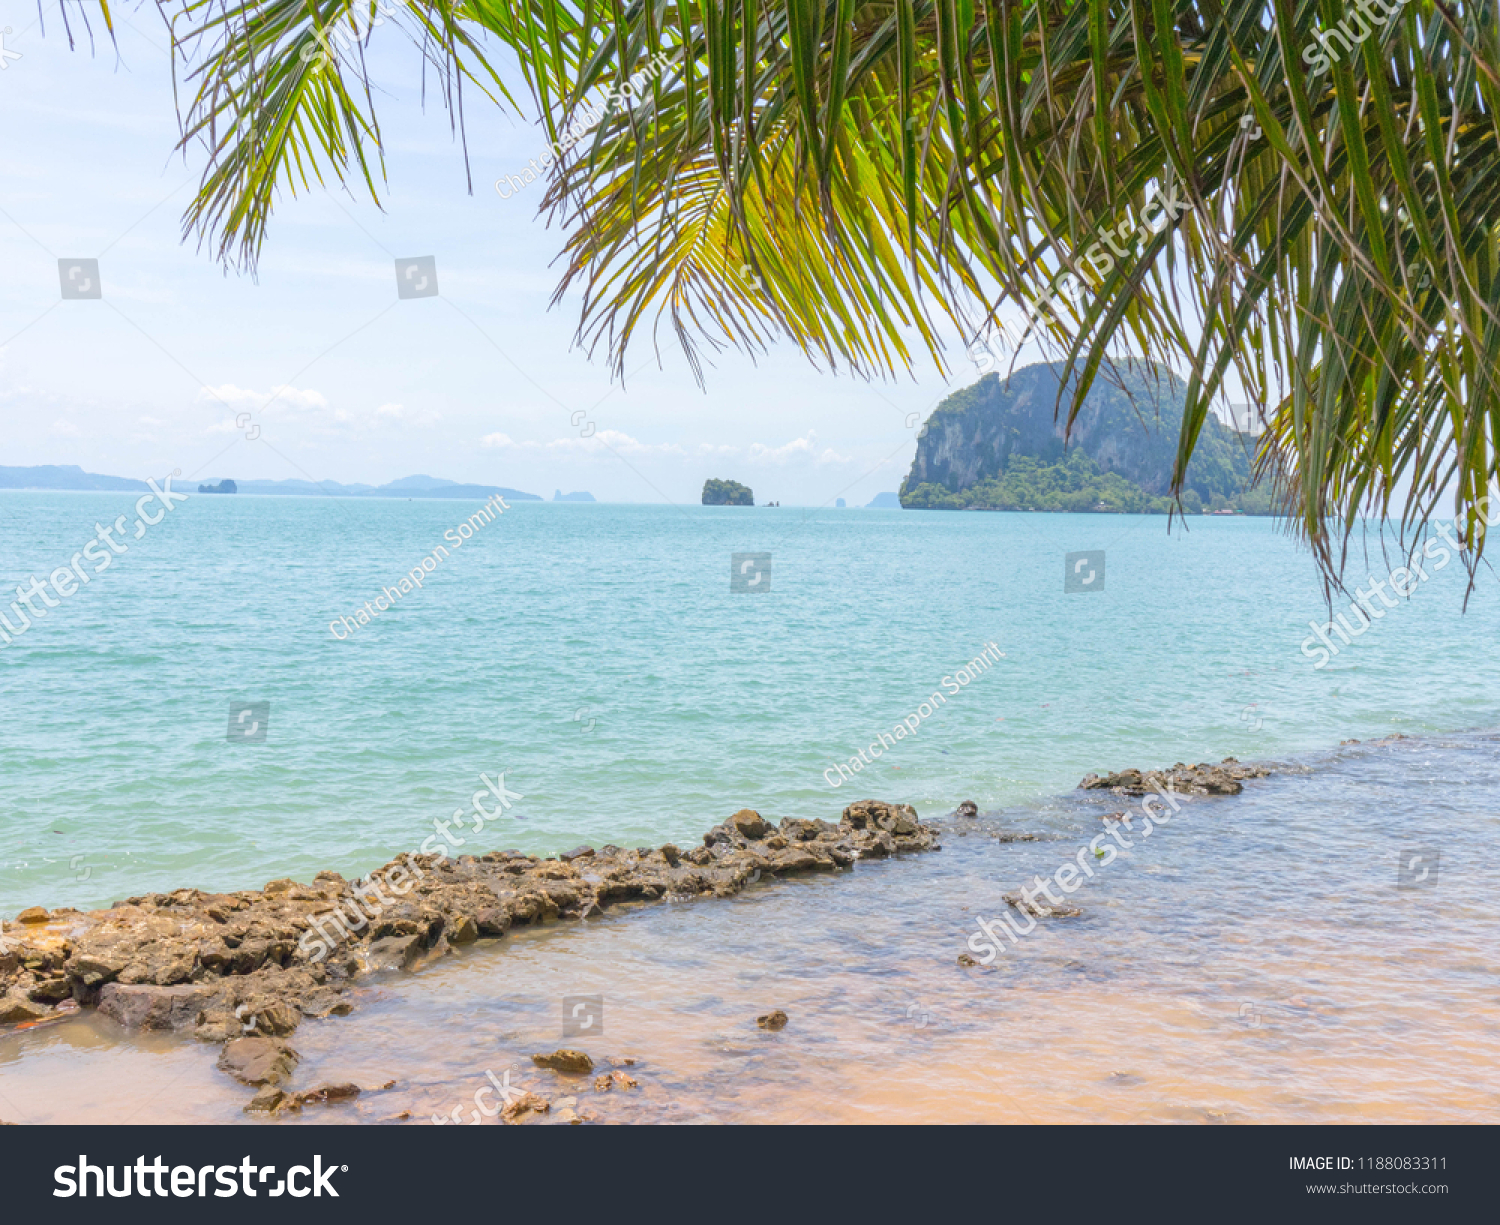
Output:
(0, 801), (935, 1078)
(1078, 757), (1273, 797)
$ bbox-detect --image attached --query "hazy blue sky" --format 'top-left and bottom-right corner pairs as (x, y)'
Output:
(0, 5), (1011, 505)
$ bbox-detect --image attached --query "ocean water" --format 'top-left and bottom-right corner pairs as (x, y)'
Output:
(4, 731), (1498, 1123)
(2, 493), (1499, 916)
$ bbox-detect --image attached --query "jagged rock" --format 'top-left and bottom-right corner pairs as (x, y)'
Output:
(593, 1069), (637, 1091)
(956, 800), (979, 818)
(842, 799), (920, 836)
(286, 1083), (361, 1109)
(532, 1049), (594, 1074)
(367, 935), (423, 971)
(244, 1086), (286, 1114)
(217, 1036), (299, 1086)
(1004, 891), (1083, 919)
(957, 953), (978, 966)
(1079, 758), (1273, 797)
(727, 809), (772, 840)
(500, 1092), (550, 1123)
(0, 993), (52, 1024)
(757, 1010), (789, 1030)
(97, 983), (220, 1032)
(16, 908), (49, 925)
(27, 976), (72, 1004)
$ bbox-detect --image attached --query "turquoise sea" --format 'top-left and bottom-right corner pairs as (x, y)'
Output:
(3, 492), (1499, 915)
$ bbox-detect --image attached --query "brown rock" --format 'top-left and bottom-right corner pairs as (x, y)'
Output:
(531, 1049), (594, 1074)
(1078, 760), (1273, 798)
(757, 1009), (789, 1030)
(842, 800), (920, 836)
(243, 1086), (287, 1114)
(590, 1071), (636, 1092)
(560, 847), (595, 863)
(728, 809), (772, 840)
(289, 1083), (361, 1108)
(956, 800), (979, 818)
(367, 934), (423, 971)
(97, 983), (219, 1032)
(68, 948), (129, 990)
(957, 953), (978, 967)
(217, 1036), (300, 1086)
(606, 1056), (637, 1067)
(239, 1000), (302, 1037)
(474, 907), (511, 937)
(500, 1092), (550, 1123)
(27, 976), (73, 1004)
(1004, 891), (1083, 919)
(0, 993), (52, 1025)
(15, 908), (49, 925)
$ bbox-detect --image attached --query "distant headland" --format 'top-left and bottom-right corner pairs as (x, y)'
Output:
(0, 467), (541, 502)
(900, 362), (1273, 514)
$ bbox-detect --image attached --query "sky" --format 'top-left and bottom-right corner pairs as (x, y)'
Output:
(0, 3), (1001, 506)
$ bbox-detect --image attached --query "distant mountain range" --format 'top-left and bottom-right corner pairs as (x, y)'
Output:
(0, 467), (541, 501)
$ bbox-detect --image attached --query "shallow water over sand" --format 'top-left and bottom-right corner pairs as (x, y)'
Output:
(4, 732), (1497, 1124)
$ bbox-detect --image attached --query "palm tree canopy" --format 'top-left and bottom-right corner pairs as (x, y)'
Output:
(80, 1), (1500, 583)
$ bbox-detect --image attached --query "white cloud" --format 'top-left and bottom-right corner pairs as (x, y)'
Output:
(50, 419), (82, 437)
(197, 384), (329, 414)
(754, 432), (851, 465)
(482, 429), (684, 457)
(376, 402), (404, 418)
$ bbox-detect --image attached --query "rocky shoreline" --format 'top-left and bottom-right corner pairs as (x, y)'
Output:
(0, 800), (935, 1113)
(1078, 757), (1276, 797)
